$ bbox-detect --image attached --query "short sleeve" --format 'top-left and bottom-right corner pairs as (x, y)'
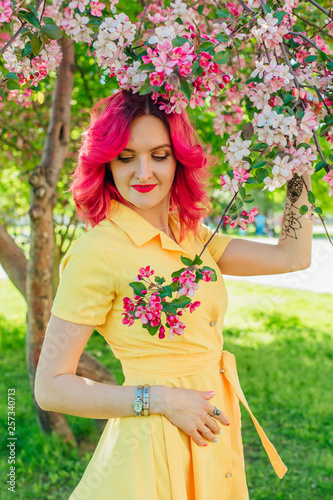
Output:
(51, 235), (116, 325)
(200, 223), (235, 264)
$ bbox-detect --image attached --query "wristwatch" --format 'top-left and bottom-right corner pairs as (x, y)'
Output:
(132, 385), (144, 416)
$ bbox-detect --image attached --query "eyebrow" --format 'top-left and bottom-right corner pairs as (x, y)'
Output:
(122, 144), (172, 152)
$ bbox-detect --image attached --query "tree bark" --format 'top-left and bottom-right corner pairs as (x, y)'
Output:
(26, 36), (77, 439)
(0, 223), (27, 298)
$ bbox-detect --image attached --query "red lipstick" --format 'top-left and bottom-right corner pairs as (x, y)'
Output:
(132, 184), (157, 193)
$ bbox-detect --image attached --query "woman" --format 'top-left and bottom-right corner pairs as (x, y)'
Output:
(35, 89), (313, 499)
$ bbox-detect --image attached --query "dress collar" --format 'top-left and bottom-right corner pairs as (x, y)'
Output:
(106, 200), (196, 257)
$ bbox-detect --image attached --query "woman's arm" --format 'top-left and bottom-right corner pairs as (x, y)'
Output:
(34, 314), (167, 419)
(34, 315), (229, 448)
(217, 172), (313, 276)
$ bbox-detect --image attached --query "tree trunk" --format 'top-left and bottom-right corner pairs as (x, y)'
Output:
(26, 36), (77, 440)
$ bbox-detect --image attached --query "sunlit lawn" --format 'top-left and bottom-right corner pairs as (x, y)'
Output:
(0, 277), (332, 499)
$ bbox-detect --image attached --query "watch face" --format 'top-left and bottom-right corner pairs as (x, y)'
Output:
(133, 401), (143, 412)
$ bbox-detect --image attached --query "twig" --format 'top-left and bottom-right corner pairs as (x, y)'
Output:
(306, 0), (330, 17)
(292, 12), (333, 41)
(288, 32), (333, 62)
(138, 0), (151, 39)
(280, 42), (300, 89)
(263, 41), (270, 64)
(198, 191), (238, 259)
(0, 0), (44, 55)
(236, 0), (254, 14)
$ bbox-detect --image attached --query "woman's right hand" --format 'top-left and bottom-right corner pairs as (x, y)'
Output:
(156, 386), (230, 446)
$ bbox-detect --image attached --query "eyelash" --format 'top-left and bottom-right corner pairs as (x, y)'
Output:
(118, 155), (168, 162)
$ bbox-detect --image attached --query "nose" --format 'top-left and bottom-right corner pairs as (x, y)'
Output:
(135, 157), (154, 182)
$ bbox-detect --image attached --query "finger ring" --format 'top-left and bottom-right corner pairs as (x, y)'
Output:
(213, 406), (221, 416)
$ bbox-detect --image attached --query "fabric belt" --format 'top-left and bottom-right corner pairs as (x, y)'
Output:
(122, 349), (288, 479)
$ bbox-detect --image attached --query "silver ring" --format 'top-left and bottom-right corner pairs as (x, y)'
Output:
(213, 406), (221, 416)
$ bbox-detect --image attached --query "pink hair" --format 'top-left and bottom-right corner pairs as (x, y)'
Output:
(70, 89), (216, 241)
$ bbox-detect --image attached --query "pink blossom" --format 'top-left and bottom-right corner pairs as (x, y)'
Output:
(149, 71), (165, 86)
(190, 91), (205, 109)
(123, 297), (135, 312)
(166, 315), (186, 339)
(186, 300), (201, 313)
(201, 270), (214, 282)
(152, 52), (177, 75)
(135, 306), (153, 324)
(137, 266), (154, 279)
(90, 1), (105, 17)
(148, 12), (168, 23)
(0, 0), (12, 23)
(69, 0), (89, 13)
(233, 168), (250, 182)
(122, 312), (134, 326)
(169, 90), (188, 114)
(178, 270), (199, 297)
(323, 171), (333, 197)
(248, 207), (259, 222)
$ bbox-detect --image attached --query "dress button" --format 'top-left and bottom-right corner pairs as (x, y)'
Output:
(209, 321), (216, 327)
(220, 368), (225, 373)
(225, 472), (232, 479)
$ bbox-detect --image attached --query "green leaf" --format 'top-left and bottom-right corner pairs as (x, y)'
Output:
(197, 4), (204, 14)
(252, 143), (268, 151)
(139, 63), (155, 71)
(171, 296), (191, 308)
(257, 168), (269, 184)
(180, 80), (192, 102)
(273, 11), (288, 24)
(244, 195), (255, 203)
(246, 177), (258, 184)
(226, 169), (234, 178)
(237, 199), (244, 209)
(307, 190), (316, 204)
(171, 267), (186, 279)
(42, 17), (56, 25)
(216, 9), (230, 18)
(283, 93), (294, 105)
(6, 80), (20, 90)
(129, 282), (147, 296)
(154, 276), (166, 285)
(40, 24), (63, 40)
(262, 4), (272, 14)
(215, 34), (229, 43)
(174, 17), (183, 25)
(163, 285), (173, 298)
(327, 61), (333, 70)
(315, 160), (327, 172)
(233, 38), (242, 49)
(296, 109), (305, 119)
(18, 10), (41, 29)
(314, 207), (323, 215)
(199, 41), (215, 51)
(22, 41), (32, 57)
(239, 186), (246, 199)
(4, 72), (19, 81)
(329, 154), (333, 163)
(214, 51), (229, 65)
(318, 49), (328, 62)
(192, 254), (203, 266)
(296, 143), (311, 150)
(31, 34), (43, 56)
(139, 83), (152, 95)
(146, 324), (159, 336)
(324, 115), (333, 125)
(304, 55), (317, 63)
(299, 205), (308, 215)
(180, 255), (193, 266)
(252, 158), (267, 169)
(173, 35), (189, 47)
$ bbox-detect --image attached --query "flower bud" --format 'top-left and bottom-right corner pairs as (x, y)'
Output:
(222, 75), (230, 83)
(218, 83), (225, 89)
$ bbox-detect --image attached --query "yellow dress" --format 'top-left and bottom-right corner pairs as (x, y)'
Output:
(51, 200), (287, 500)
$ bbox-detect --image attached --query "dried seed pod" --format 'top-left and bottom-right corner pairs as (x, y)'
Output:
(241, 122), (254, 140)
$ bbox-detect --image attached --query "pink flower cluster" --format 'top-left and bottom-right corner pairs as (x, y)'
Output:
(323, 171), (333, 197)
(224, 207), (259, 231)
(0, 0), (12, 23)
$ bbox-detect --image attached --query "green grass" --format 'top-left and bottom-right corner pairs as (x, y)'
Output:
(0, 278), (332, 499)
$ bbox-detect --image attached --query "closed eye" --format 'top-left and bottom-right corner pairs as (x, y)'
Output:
(118, 156), (168, 162)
